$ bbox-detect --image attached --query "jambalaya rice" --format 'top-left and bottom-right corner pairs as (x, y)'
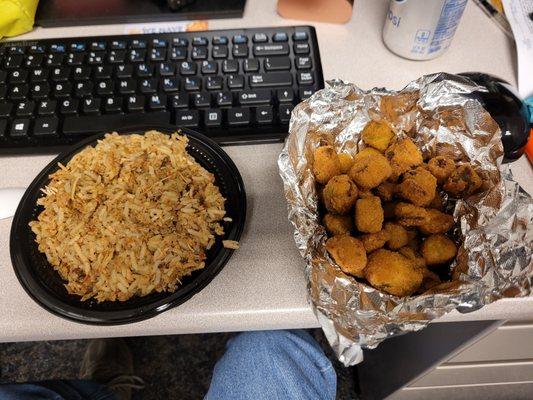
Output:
(29, 131), (228, 302)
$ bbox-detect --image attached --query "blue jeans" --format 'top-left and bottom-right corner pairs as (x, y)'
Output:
(0, 330), (337, 400)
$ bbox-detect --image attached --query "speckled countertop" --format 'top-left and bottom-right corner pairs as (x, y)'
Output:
(0, 0), (532, 342)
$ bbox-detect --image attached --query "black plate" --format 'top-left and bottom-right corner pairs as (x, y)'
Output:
(10, 126), (246, 325)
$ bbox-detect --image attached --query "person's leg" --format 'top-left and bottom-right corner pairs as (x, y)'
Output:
(205, 330), (337, 400)
(0, 379), (115, 400)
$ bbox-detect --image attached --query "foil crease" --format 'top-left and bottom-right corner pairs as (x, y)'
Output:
(278, 73), (533, 366)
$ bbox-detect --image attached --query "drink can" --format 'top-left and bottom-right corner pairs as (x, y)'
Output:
(383, 0), (468, 60)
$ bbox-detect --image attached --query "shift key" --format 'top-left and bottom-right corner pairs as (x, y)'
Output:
(249, 73), (292, 88)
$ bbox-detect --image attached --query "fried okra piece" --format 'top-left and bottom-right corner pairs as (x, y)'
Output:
(443, 164), (482, 197)
(394, 202), (428, 227)
(355, 196), (384, 233)
(428, 156), (455, 184)
(338, 153), (355, 173)
(326, 235), (367, 277)
(419, 209), (455, 235)
(364, 249), (423, 297)
(385, 138), (423, 181)
(323, 174), (358, 214)
(348, 152), (392, 189)
(428, 191), (445, 210)
(361, 121), (395, 152)
(358, 189), (374, 198)
(419, 269), (442, 292)
(323, 213), (354, 236)
(406, 229), (420, 250)
(384, 222), (409, 250)
(353, 147), (381, 162)
(360, 229), (390, 253)
(397, 167), (437, 207)
(421, 234), (457, 265)
(375, 181), (396, 202)
(312, 146), (342, 184)
(398, 246), (426, 270)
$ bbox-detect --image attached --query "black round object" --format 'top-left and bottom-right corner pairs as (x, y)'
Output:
(459, 72), (531, 162)
(10, 126), (246, 325)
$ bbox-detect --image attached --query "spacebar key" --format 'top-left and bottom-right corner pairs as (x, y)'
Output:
(63, 112), (172, 136)
(249, 73), (292, 88)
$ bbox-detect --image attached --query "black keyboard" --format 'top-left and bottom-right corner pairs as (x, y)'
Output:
(0, 26), (324, 154)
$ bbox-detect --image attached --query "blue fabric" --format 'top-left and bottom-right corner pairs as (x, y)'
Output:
(205, 330), (337, 400)
(0, 380), (116, 400)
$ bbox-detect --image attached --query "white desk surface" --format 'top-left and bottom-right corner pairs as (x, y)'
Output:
(1, 0), (532, 343)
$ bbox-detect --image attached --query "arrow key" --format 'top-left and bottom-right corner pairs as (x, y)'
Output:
(276, 88), (294, 103)
(255, 106), (273, 125)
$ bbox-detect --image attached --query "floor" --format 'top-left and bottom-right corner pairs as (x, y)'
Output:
(0, 329), (359, 399)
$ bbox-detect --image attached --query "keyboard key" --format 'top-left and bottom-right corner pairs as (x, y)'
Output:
(238, 89), (271, 105)
(297, 71), (314, 85)
(137, 63), (153, 77)
(46, 53), (65, 66)
(70, 43), (87, 52)
(193, 92), (211, 108)
(171, 47), (187, 60)
(50, 44), (66, 53)
(299, 87), (317, 100)
(264, 57), (291, 71)
(296, 56), (312, 69)
(206, 76), (223, 90)
(175, 110), (199, 127)
(4, 55), (23, 68)
(151, 39), (167, 48)
(227, 75), (244, 89)
(148, 94), (166, 110)
(104, 96), (122, 113)
(253, 43), (289, 56)
(60, 98), (79, 114)
(9, 84), (28, 100)
(294, 43), (310, 54)
(108, 50), (126, 64)
(179, 61), (197, 75)
(204, 109), (222, 127)
(87, 52), (104, 65)
(215, 91), (233, 107)
(162, 77), (180, 92)
(212, 36), (228, 45)
(34, 117), (58, 137)
(279, 104), (294, 123)
(172, 38), (188, 47)
(30, 68), (49, 82)
(0, 102), (13, 117)
(82, 97), (101, 114)
(233, 44), (248, 58)
(192, 46), (208, 60)
(293, 31), (308, 41)
(10, 70), (28, 83)
(192, 37), (208, 46)
(255, 106), (273, 124)
(253, 33), (268, 43)
(25, 54), (43, 67)
(72, 66), (90, 80)
(90, 41), (106, 51)
(10, 119), (30, 137)
(243, 59), (260, 72)
(150, 48), (166, 61)
(0, 85), (6, 100)
(249, 73), (292, 88)
(276, 88), (294, 103)
(0, 119), (6, 136)
(75, 81), (94, 98)
(139, 78), (158, 94)
(233, 35), (248, 44)
(201, 60), (218, 74)
(158, 62), (175, 76)
(129, 49), (146, 63)
(170, 92), (189, 109)
(16, 102), (35, 117)
(31, 82), (50, 99)
(118, 79), (136, 95)
(222, 60), (239, 73)
(94, 65), (113, 79)
(63, 112), (171, 136)
(37, 100), (57, 116)
(228, 108), (250, 126)
(212, 45), (228, 59)
(29, 45), (45, 54)
(116, 64), (133, 78)
(273, 32), (288, 42)
(184, 77), (201, 91)
(97, 80), (114, 96)
(126, 95), (144, 112)
(67, 53), (85, 66)
(54, 82), (72, 97)
(111, 40), (127, 50)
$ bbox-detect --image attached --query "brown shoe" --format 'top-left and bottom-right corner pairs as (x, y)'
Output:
(79, 338), (144, 400)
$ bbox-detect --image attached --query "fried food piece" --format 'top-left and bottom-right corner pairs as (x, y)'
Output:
(428, 156), (455, 184)
(421, 234), (457, 265)
(348, 152), (392, 189)
(394, 202), (428, 227)
(358, 189), (374, 198)
(382, 202), (396, 219)
(323, 213), (354, 236)
(312, 146), (342, 184)
(385, 138), (423, 180)
(384, 222), (409, 250)
(361, 121), (395, 152)
(360, 229), (390, 252)
(428, 191), (445, 210)
(353, 147), (381, 162)
(375, 181), (396, 202)
(355, 196), (384, 233)
(338, 153), (355, 173)
(397, 167), (437, 207)
(364, 249), (423, 296)
(326, 235), (367, 277)
(323, 174), (358, 214)
(398, 246), (426, 270)
(419, 209), (455, 234)
(406, 229), (420, 250)
(420, 269), (442, 292)
(443, 164), (482, 197)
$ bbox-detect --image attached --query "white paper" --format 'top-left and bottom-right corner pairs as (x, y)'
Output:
(122, 20), (208, 35)
(503, 0), (533, 98)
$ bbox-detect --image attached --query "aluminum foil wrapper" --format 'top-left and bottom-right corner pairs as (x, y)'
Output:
(278, 73), (533, 366)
